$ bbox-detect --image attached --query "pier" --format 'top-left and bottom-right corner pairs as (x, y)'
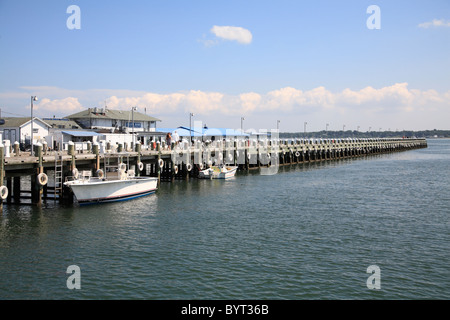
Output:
(0, 137), (427, 211)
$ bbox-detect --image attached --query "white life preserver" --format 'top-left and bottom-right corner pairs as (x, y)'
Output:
(96, 169), (104, 179)
(0, 185), (8, 200)
(138, 162), (144, 171)
(37, 173), (48, 186)
(158, 159), (164, 168)
(295, 151), (300, 157)
(186, 163), (192, 172)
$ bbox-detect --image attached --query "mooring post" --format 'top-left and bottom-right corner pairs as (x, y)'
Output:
(31, 143), (43, 206)
(156, 141), (161, 186)
(13, 141), (20, 157)
(0, 143), (4, 213)
(92, 142), (100, 170)
(68, 141), (76, 173)
(135, 141), (141, 177)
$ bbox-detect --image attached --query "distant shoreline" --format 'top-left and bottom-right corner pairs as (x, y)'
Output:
(279, 130), (450, 139)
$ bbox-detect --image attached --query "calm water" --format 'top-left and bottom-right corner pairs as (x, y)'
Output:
(0, 139), (449, 300)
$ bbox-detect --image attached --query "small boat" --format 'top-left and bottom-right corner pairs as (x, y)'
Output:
(198, 165), (238, 179)
(64, 165), (157, 205)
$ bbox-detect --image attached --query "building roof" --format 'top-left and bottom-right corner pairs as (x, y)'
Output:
(43, 118), (81, 129)
(66, 108), (161, 122)
(0, 117), (51, 128)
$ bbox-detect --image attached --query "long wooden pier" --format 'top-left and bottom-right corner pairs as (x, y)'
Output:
(0, 137), (427, 210)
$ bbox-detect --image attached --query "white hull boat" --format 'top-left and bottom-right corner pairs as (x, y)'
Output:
(198, 166), (238, 179)
(64, 169), (158, 205)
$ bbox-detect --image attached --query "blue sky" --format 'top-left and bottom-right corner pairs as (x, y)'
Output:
(0, 0), (449, 132)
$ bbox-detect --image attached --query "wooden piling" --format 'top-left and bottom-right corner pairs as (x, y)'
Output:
(0, 144), (4, 213)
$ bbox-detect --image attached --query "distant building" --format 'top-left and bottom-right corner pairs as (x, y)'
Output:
(0, 117), (51, 147)
(66, 107), (161, 133)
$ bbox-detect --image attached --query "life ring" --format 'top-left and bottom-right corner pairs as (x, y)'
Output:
(173, 165), (179, 174)
(158, 159), (164, 168)
(37, 173), (48, 186)
(138, 162), (144, 171)
(0, 186), (8, 200)
(72, 168), (79, 178)
(186, 163), (192, 172)
(118, 163), (127, 171)
(295, 151), (300, 157)
(96, 169), (104, 179)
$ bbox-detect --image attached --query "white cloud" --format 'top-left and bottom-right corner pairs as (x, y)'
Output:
(31, 97), (84, 113)
(418, 19), (450, 28)
(2, 83), (450, 130)
(210, 25), (253, 44)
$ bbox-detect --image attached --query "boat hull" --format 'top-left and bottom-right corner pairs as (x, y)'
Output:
(65, 177), (158, 205)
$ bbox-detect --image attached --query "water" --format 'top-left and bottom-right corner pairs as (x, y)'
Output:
(0, 140), (449, 300)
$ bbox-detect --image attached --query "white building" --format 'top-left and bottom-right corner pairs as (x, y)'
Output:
(66, 107), (161, 132)
(0, 117), (51, 148)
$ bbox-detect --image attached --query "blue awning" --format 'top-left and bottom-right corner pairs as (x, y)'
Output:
(62, 131), (101, 137)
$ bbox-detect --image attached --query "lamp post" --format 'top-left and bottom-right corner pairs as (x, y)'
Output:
(304, 122), (307, 136)
(277, 120), (280, 132)
(189, 112), (194, 144)
(31, 96), (38, 156)
(241, 117), (245, 133)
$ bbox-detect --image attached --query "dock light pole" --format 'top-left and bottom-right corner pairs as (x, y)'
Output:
(277, 120), (280, 132)
(304, 122), (307, 135)
(190, 112), (194, 145)
(241, 117), (245, 133)
(31, 96), (38, 156)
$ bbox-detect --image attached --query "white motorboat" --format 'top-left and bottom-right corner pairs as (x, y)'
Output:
(64, 166), (157, 205)
(198, 165), (238, 179)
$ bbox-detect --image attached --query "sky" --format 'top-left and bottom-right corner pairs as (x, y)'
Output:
(0, 0), (449, 132)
